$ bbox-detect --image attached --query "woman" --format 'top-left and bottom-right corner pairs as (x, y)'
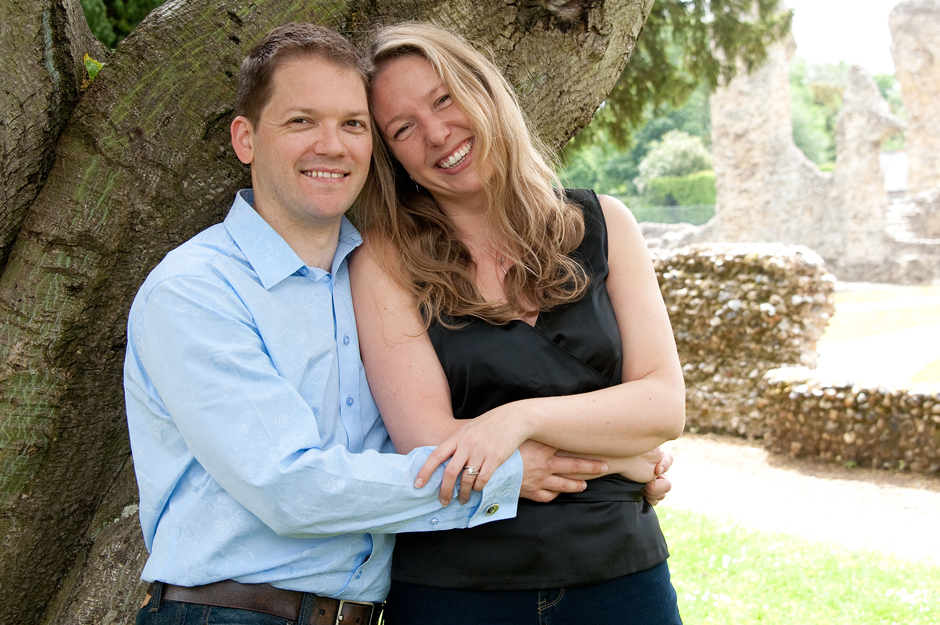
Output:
(351, 22), (686, 624)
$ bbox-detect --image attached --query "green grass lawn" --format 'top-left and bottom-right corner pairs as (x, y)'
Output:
(660, 284), (940, 624)
(663, 509), (940, 624)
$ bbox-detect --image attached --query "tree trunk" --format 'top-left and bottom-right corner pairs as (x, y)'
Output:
(0, 1), (652, 623)
(0, 0), (105, 272)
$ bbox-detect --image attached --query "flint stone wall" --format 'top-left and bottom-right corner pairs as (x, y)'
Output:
(653, 244), (835, 437)
(761, 370), (940, 473)
(656, 245), (940, 474)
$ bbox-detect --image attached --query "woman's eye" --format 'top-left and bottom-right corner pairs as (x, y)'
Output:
(437, 94), (451, 107)
(393, 124), (411, 139)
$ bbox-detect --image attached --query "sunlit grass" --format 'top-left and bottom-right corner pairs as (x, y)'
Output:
(833, 285), (940, 304)
(818, 306), (940, 345)
(663, 509), (940, 624)
(817, 285), (940, 348)
(912, 359), (940, 384)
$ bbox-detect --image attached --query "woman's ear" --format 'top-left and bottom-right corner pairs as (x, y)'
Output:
(230, 116), (255, 165)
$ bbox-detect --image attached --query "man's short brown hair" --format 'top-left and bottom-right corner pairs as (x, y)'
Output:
(235, 23), (368, 128)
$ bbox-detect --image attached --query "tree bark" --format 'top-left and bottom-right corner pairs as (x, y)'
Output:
(0, 0), (105, 272)
(0, 1), (652, 623)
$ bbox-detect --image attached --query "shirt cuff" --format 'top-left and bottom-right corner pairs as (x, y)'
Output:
(467, 449), (522, 528)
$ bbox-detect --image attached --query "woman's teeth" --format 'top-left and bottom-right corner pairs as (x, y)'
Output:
(438, 140), (473, 169)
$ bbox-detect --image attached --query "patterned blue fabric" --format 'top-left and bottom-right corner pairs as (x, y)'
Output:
(124, 190), (521, 601)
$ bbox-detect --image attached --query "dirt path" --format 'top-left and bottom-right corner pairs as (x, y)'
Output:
(660, 433), (940, 567)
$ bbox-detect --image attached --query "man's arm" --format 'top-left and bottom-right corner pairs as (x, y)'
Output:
(125, 273), (521, 540)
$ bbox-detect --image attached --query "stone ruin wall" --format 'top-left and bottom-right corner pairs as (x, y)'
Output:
(762, 370), (940, 473)
(704, 34), (837, 257)
(654, 245), (940, 475)
(891, 0), (940, 195)
(644, 0), (940, 285)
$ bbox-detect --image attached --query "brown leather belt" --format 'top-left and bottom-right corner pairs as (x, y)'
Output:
(152, 579), (383, 625)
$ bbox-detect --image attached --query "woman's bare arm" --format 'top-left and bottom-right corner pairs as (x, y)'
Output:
(350, 202), (684, 500)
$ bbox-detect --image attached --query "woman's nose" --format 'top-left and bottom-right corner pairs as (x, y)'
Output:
(424, 118), (450, 146)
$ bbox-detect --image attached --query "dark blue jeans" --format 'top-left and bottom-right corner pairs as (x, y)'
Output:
(136, 582), (294, 625)
(384, 560), (682, 625)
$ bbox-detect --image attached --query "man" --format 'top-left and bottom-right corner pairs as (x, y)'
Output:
(124, 23), (607, 625)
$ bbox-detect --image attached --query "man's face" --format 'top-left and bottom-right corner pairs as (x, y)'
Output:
(231, 56), (372, 234)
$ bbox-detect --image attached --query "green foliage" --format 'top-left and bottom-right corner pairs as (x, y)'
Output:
(873, 73), (906, 150)
(81, 54), (104, 91)
(80, 0), (117, 48)
(634, 130), (712, 193)
(561, 142), (636, 196)
(644, 170), (716, 207)
(562, 86), (712, 197)
(788, 59), (906, 164)
(873, 73), (905, 116)
(83, 54), (104, 81)
(790, 59), (837, 165)
(582, 0), (792, 149)
(789, 59), (868, 167)
(80, 0), (167, 48)
(628, 203), (716, 225)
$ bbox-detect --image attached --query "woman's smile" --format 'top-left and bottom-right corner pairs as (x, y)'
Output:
(436, 138), (473, 170)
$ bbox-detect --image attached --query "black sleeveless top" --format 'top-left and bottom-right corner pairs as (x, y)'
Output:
(390, 189), (669, 590)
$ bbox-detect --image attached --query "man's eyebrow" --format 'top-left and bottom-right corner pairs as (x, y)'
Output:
(283, 106), (371, 119)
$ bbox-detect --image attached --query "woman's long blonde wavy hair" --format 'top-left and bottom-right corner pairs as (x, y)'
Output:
(360, 22), (588, 328)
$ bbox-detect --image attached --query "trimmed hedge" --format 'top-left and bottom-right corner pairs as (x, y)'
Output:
(644, 170), (717, 207)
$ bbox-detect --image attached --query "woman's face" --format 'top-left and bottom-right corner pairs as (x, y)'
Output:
(371, 55), (487, 211)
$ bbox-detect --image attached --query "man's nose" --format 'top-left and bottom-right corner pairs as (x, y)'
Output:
(313, 126), (347, 156)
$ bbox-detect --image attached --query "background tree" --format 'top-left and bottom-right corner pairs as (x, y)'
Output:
(562, 84), (712, 196)
(790, 58), (839, 166)
(562, 0), (791, 208)
(0, 0), (655, 623)
(571, 0), (793, 152)
(789, 59), (905, 168)
(634, 129), (712, 193)
(79, 0), (166, 47)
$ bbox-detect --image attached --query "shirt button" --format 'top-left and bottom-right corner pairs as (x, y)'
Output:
(430, 518), (440, 526)
(346, 396), (354, 406)
(484, 504), (499, 516)
(343, 335), (350, 345)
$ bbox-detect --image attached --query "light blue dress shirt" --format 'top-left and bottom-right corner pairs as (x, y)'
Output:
(124, 190), (522, 600)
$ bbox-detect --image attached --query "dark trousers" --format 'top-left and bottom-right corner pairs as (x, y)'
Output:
(384, 560), (682, 625)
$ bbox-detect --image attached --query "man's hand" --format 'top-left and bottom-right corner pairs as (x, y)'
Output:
(518, 440), (607, 502)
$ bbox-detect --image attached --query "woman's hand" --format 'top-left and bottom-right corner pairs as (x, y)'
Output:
(613, 447), (665, 484)
(555, 445), (675, 506)
(643, 449), (673, 506)
(415, 405), (532, 505)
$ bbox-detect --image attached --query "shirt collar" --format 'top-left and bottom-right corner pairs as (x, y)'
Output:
(225, 189), (363, 289)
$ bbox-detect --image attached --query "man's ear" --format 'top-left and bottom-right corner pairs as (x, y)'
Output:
(231, 116), (255, 165)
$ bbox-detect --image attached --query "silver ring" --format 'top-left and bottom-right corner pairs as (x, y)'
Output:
(464, 466), (480, 475)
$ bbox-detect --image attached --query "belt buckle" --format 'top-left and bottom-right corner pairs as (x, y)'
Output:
(336, 599), (374, 625)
